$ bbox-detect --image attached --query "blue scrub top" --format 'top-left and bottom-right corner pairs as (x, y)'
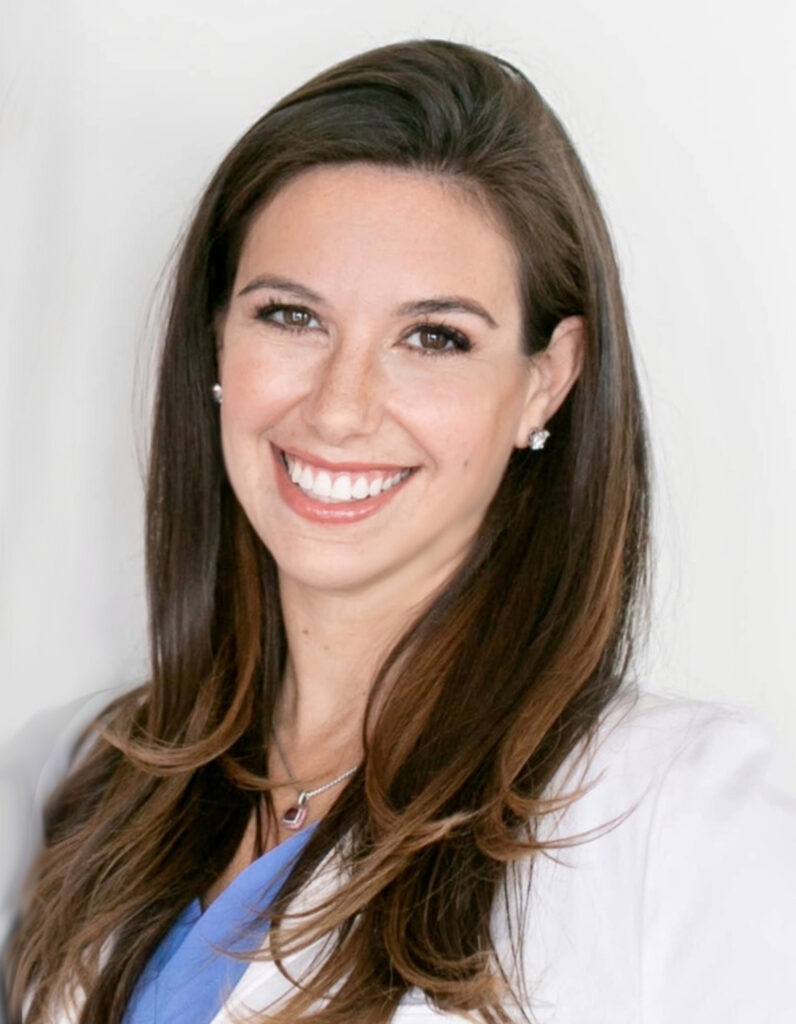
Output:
(122, 824), (318, 1024)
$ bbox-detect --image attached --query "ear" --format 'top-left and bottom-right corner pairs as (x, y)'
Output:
(514, 315), (585, 449)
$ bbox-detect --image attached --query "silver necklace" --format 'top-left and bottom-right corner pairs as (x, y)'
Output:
(271, 728), (359, 830)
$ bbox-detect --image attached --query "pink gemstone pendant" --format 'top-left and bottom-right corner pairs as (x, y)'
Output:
(281, 805), (307, 830)
(281, 792), (308, 830)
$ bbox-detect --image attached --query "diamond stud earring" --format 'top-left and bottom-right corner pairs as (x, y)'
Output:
(211, 383), (223, 405)
(528, 427), (550, 450)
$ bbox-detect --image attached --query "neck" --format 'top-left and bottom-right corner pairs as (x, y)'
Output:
(274, 555), (461, 759)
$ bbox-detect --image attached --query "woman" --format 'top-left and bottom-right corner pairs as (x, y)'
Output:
(4, 38), (795, 1024)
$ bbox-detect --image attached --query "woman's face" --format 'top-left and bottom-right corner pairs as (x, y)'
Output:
(216, 164), (557, 599)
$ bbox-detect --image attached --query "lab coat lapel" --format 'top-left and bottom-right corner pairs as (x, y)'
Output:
(208, 843), (345, 1023)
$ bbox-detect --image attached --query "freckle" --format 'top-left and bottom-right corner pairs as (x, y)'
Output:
(302, 629), (309, 636)
(463, 458), (470, 470)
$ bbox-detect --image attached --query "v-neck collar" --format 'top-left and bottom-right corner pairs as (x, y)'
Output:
(123, 824), (318, 1024)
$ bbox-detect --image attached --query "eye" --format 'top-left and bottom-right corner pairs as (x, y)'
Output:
(404, 323), (472, 358)
(255, 302), (322, 331)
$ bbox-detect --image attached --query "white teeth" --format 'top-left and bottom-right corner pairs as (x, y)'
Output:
(281, 449), (412, 504)
(351, 476), (369, 499)
(313, 471), (333, 498)
(331, 475), (352, 500)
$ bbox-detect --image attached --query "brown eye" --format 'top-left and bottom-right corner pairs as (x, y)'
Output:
(283, 308), (313, 328)
(419, 328), (451, 350)
(255, 304), (321, 331)
(404, 324), (472, 357)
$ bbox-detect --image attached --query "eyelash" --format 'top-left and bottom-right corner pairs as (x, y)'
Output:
(253, 301), (473, 358)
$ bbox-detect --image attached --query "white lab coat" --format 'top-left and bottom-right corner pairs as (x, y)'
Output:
(2, 686), (795, 1023)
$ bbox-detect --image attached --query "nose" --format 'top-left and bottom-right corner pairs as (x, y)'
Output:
(301, 338), (385, 444)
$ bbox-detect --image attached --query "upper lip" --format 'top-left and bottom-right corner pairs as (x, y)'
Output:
(274, 443), (415, 474)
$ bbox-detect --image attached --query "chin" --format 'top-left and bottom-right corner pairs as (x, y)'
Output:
(265, 545), (387, 595)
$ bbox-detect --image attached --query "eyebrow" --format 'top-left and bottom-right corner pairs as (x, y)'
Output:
(236, 274), (500, 329)
(237, 275), (326, 304)
(395, 297), (499, 329)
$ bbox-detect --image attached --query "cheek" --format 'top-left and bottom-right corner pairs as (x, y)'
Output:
(217, 352), (301, 490)
(395, 374), (517, 475)
(220, 348), (303, 433)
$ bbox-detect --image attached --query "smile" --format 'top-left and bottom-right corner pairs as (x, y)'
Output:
(271, 444), (418, 525)
(278, 449), (414, 504)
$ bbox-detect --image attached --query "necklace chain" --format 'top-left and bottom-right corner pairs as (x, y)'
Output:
(271, 728), (359, 802)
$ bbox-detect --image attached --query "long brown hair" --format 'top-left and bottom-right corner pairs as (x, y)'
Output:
(6, 39), (652, 1024)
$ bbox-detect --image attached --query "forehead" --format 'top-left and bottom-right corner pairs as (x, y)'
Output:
(235, 164), (521, 313)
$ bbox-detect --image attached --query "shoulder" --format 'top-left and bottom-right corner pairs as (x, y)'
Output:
(0, 687), (130, 951)
(555, 685), (789, 828)
(1, 688), (124, 791)
(620, 690), (796, 1022)
(496, 687), (796, 1023)
(547, 684), (796, 900)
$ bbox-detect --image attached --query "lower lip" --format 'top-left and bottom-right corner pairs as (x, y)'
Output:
(271, 445), (416, 524)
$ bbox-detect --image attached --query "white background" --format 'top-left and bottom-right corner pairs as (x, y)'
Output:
(2, 0), (795, 785)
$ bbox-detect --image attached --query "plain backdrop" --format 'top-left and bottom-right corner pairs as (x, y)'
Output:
(2, 0), (795, 785)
